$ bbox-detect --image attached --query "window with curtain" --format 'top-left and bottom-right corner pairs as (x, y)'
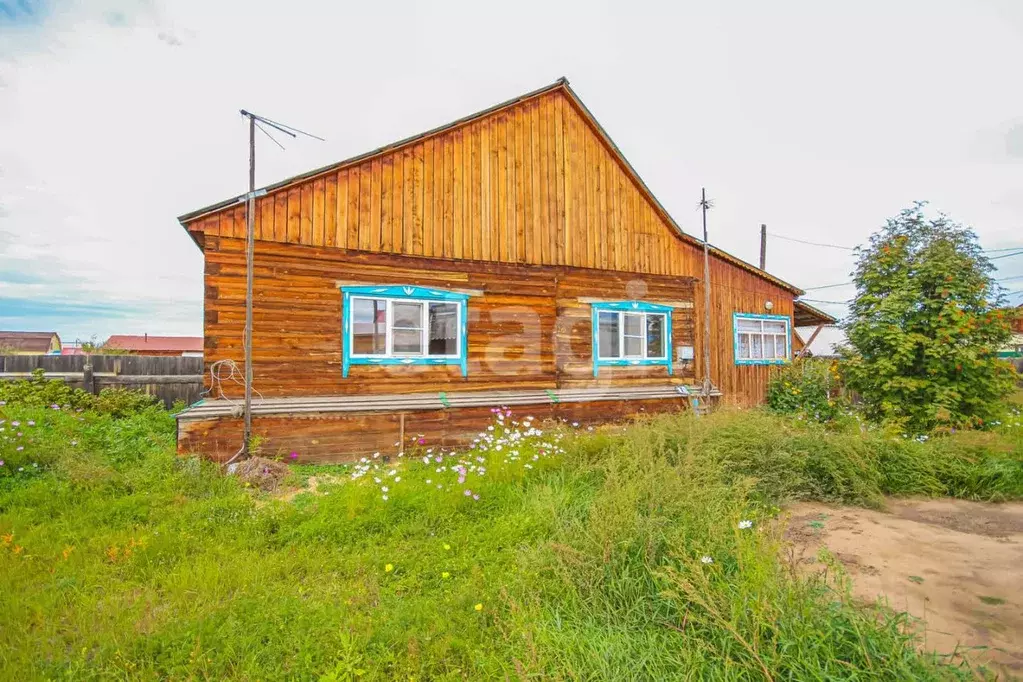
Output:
(733, 314), (790, 365)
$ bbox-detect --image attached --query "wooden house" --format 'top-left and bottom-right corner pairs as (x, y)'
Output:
(174, 79), (834, 462)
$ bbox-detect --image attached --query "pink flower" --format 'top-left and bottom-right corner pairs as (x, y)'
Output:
(289, 452), (298, 460)
(417, 437), (426, 445)
(472, 494), (480, 501)
(463, 489), (472, 497)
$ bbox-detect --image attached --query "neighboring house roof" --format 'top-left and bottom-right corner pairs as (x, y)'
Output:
(104, 335), (203, 353)
(0, 331), (60, 353)
(178, 78), (804, 296)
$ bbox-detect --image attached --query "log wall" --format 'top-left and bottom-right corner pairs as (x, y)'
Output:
(203, 235), (698, 398)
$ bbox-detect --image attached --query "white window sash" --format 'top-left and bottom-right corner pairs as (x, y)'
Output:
(735, 316), (789, 362)
(599, 311), (668, 361)
(349, 296), (461, 360)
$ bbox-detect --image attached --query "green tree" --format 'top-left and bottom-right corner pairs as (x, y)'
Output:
(840, 203), (1015, 432)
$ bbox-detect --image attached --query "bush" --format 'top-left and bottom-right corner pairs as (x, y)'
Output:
(766, 359), (844, 422)
(0, 370), (158, 417)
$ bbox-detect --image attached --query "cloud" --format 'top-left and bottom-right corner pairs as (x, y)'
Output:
(1, 0), (1022, 345)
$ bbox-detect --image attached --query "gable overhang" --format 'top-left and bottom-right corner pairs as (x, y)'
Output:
(177, 78), (804, 296)
(794, 300), (839, 326)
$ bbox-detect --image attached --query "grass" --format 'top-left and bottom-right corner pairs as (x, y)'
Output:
(1, 398), (1022, 680)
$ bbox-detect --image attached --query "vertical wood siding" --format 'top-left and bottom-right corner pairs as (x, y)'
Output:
(187, 90), (703, 279)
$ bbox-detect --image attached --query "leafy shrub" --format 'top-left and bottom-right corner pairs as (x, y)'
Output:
(0, 370), (158, 418)
(92, 388), (158, 417)
(766, 359), (844, 422)
(0, 369), (93, 410)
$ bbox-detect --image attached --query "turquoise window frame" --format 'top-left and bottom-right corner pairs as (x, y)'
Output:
(733, 312), (791, 366)
(590, 301), (673, 377)
(341, 285), (469, 378)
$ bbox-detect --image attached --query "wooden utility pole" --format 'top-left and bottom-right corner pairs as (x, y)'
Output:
(700, 188), (712, 399)
(242, 114), (255, 456)
(759, 224), (767, 271)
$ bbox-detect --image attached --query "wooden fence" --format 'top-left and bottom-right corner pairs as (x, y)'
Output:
(0, 355), (204, 408)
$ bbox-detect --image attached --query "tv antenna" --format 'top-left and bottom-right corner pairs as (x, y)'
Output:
(231, 110), (324, 464)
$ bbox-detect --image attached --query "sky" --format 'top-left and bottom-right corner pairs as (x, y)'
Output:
(1, 0), (1022, 345)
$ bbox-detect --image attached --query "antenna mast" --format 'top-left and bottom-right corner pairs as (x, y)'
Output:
(235, 110), (322, 460)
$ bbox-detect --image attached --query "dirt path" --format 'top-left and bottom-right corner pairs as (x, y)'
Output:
(786, 499), (1023, 677)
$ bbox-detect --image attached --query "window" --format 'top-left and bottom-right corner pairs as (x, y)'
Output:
(591, 301), (673, 376)
(341, 286), (469, 377)
(733, 313), (790, 365)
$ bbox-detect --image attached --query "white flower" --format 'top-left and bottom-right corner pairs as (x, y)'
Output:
(738, 520), (753, 530)
(394, 476), (401, 483)
(700, 556), (713, 565)
(381, 495), (388, 501)
(381, 486), (389, 493)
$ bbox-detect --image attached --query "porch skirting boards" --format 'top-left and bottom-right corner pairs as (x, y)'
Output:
(175, 385), (717, 462)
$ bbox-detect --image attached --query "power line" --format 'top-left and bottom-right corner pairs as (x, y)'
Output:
(798, 297), (852, 305)
(804, 281), (854, 290)
(766, 232), (855, 251)
(767, 231), (1021, 256)
(990, 250), (1023, 261)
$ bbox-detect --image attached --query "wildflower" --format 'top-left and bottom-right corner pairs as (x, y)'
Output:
(463, 489), (472, 497)
(16, 447), (23, 452)
(425, 479), (432, 484)
(394, 476), (401, 483)
(385, 563), (394, 572)
(26, 421), (34, 427)
(70, 440), (77, 446)
(571, 422), (579, 427)
(0, 460), (3, 466)
(382, 495), (389, 501)
(289, 452), (298, 460)
(11, 421), (19, 427)
(442, 571), (450, 579)
(474, 603), (483, 611)
(700, 556), (713, 565)
(417, 437), (426, 445)
(473, 494), (480, 501)
(443, 543), (451, 550)
(738, 520), (753, 530)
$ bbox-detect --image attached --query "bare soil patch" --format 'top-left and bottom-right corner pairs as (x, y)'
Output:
(786, 499), (1023, 678)
(230, 456), (291, 492)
